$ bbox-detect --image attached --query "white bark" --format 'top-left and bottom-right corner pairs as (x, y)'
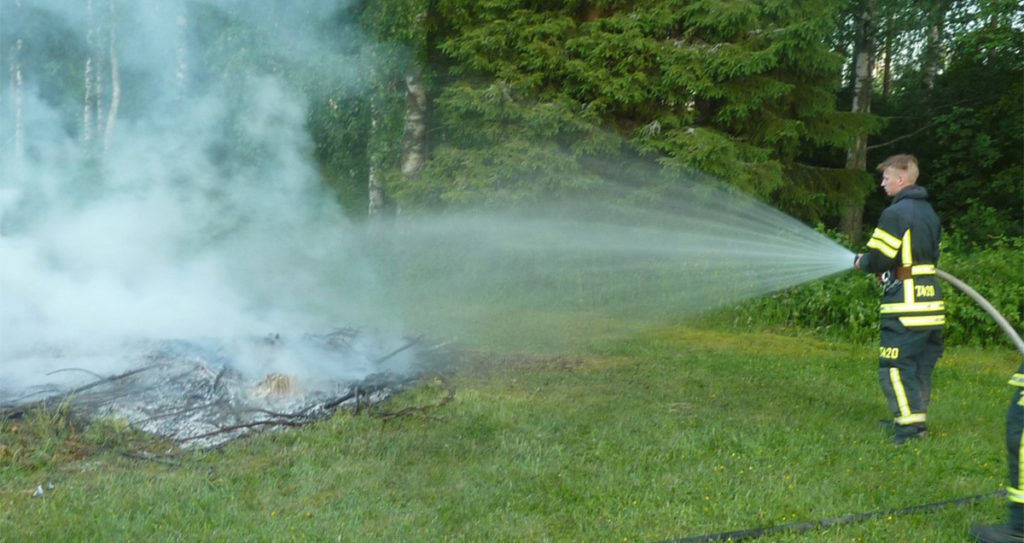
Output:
(921, 0), (949, 92)
(921, 23), (940, 90)
(367, 93), (386, 217)
(92, 37), (106, 152)
(845, 0), (876, 165)
(400, 69), (428, 176)
(12, 36), (24, 157)
(7, 0), (23, 156)
(103, 0), (120, 153)
(83, 0), (97, 148)
(83, 23), (94, 146)
(175, 10), (188, 100)
(842, 0), (877, 242)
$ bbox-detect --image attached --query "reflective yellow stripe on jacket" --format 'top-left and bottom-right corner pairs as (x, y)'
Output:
(1010, 373), (1024, 388)
(910, 264), (936, 275)
(897, 315), (946, 327)
(873, 228), (943, 328)
(880, 301), (945, 314)
(867, 227), (901, 258)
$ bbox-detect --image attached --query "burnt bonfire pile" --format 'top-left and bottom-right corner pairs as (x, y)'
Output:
(1, 328), (452, 449)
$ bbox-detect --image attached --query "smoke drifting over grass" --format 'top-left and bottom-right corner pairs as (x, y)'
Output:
(1, 0), (387, 392)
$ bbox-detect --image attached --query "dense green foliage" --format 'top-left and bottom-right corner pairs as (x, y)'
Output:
(941, 237), (1024, 346)
(301, 0), (1021, 247)
(394, 0), (875, 215)
(706, 237), (1024, 347)
(7, 1), (1019, 242)
(2, 328), (1017, 542)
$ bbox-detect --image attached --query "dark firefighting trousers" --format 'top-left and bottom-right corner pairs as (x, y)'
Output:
(877, 320), (943, 439)
(1006, 362), (1024, 528)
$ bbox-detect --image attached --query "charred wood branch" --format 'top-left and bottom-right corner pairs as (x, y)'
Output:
(373, 335), (424, 364)
(176, 418), (305, 444)
(321, 391), (358, 412)
(56, 363), (166, 399)
(0, 406), (27, 422)
(46, 367), (107, 381)
(133, 400), (225, 424)
(3, 329), (456, 449)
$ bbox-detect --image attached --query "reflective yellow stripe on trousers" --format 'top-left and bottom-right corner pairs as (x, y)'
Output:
(890, 368), (926, 425)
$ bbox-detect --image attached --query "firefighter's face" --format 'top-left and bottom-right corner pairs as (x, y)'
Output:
(880, 167), (904, 196)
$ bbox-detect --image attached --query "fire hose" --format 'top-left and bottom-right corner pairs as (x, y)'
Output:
(936, 268), (1024, 356)
(650, 268), (1023, 543)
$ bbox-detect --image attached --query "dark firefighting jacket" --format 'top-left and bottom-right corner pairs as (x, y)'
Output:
(859, 185), (944, 329)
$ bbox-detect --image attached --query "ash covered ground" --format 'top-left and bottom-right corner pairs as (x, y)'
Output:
(1, 329), (446, 448)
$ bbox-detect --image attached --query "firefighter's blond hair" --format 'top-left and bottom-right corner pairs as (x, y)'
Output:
(876, 154), (919, 184)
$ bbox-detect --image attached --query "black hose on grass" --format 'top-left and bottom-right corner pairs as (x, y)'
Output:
(652, 490), (1005, 543)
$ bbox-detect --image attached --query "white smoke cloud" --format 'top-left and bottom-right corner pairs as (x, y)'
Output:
(0, 0), (392, 394)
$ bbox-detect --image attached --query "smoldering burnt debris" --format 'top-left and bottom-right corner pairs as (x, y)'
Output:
(0, 328), (454, 449)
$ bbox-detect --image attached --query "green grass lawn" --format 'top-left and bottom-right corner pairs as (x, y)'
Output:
(1, 325), (1019, 543)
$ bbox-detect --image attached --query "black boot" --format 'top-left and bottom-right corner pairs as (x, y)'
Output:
(891, 424), (927, 445)
(969, 523), (1024, 543)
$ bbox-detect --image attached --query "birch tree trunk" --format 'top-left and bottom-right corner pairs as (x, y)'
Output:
(367, 91), (386, 217)
(881, 24), (892, 98)
(92, 32), (106, 155)
(103, 0), (120, 154)
(396, 5), (431, 217)
(83, 0), (109, 157)
(841, 0), (877, 243)
(83, 0), (97, 150)
(400, 68), (428, 178)
(11, 0), (24, 158)
(920, 1), (950, 91)
(175, 8), (188, 100)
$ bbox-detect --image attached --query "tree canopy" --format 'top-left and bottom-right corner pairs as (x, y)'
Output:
(4, 0), (1020, 244)
(397, 0), (877, 221)
(331, 0), (1020, 245)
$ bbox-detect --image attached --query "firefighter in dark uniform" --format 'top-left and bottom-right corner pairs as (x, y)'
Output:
(969, 361), (1024, 542)
(854, 154), (944, 445)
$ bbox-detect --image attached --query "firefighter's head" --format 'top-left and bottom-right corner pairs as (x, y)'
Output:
(876, 154), (919, 197)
